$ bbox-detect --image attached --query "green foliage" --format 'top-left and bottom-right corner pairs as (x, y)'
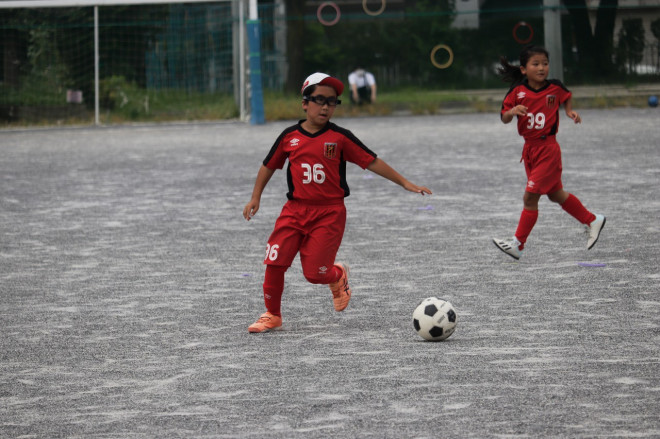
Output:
(652, 18), (660, 41)
(616, 19), (646, 74)
(98, 75), (237, 122)
(302, 0), (461, 86)
(0, 28), (73, 106)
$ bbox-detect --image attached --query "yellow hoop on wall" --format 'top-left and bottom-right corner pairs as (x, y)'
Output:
(362, 0), (386, 16)
(430, 44), (454, 69)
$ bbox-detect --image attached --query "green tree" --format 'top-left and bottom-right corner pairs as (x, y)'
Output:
(651, 18), (660, 69)
(616, 18), (645, 74)
(563, 0), (618, 80)
(283, 0), (305, 93)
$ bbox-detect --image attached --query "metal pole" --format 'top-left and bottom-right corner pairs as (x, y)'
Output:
(239, 0), (246, 120)
(94, 5), (100, 125)
(246, 0), (265, 124)
(543, 0), (563, 81)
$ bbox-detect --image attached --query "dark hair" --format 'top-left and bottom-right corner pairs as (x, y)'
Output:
(302, 84), (318, 99)
(498, 45), (550, 84)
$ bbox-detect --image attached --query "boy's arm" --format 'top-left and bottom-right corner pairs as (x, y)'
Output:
(563, 97), (581, 124)
(243, 165), (276, 221)
(366, 158), (432, 195)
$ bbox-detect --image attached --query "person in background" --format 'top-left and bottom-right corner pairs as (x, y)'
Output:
(348, 68), (377, 105)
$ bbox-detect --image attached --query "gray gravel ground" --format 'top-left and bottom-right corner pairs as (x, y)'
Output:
(1, 108), (659, 438)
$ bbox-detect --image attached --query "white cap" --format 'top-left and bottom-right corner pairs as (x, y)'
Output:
(301, 72), (344, 96)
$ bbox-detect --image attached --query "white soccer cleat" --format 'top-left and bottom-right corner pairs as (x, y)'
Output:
(492, 237), (523, 260)
(587, 214), (606, 250)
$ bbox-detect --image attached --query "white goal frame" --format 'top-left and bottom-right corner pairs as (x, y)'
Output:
(1, 0), (255, 124)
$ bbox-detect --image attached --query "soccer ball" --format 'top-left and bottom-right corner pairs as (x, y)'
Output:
(412, 297), (457, 341)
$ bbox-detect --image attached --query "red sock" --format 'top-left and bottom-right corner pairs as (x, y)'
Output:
(328, 264), (343, 284)
(561, 193), (596, 225)
(263, 265), (286, 317)
(514, 208), (538, 249)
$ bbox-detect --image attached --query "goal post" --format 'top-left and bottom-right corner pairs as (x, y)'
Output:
(0, 0), (265, 125)
(246, 0), (265, 124)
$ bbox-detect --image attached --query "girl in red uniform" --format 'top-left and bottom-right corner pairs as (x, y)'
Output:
(493, 46), (605, 260)
(243, 72), (432, 332)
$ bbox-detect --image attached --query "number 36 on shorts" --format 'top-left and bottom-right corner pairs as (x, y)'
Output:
(265, 243), (279, 261)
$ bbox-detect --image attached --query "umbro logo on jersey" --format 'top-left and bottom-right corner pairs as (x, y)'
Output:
(517, 91), (526, 100)
(290, 138), (300, 147)
(324, 143), (337, 159)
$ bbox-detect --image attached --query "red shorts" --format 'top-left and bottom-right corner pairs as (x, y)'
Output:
(522, 137), (563, 194)
(264, 200), (346, 281)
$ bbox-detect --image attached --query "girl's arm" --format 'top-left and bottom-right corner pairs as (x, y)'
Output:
(243, 165), (276, 220)
(367, 158), (432, 195)
(564, 97), (581, 124)
(501, 105), (528, 124)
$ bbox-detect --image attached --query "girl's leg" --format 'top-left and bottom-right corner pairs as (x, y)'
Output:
(514, 191), (542, 249)
(551, 189), (596, 224)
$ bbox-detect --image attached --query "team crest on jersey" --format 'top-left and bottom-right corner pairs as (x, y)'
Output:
(324, 143), (337, 159)
(546, 95), (557, 107)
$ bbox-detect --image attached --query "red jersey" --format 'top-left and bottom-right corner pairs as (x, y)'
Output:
(501, 79), (572, 141)
(263, 121), (377, 204)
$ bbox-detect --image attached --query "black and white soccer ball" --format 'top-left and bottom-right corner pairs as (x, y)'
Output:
(412, 297), (457, 341)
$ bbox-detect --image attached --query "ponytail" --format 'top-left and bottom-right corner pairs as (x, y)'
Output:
(497, 56), (524, 84)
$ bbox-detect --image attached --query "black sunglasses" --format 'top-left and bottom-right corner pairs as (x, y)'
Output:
(304, 95), (341, 106)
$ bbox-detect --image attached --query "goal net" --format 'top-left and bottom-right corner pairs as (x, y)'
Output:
(0, 0), (282, 126)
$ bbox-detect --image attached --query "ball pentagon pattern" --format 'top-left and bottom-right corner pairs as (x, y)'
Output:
(412, 297), (457, 341)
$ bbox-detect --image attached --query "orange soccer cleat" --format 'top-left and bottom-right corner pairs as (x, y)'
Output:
(329, 263), (352, 312)
(247, 312), (282, 333)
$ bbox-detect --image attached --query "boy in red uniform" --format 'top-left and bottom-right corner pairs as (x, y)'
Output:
(493, 46), (605, 260)
(243, 72), (432, 332)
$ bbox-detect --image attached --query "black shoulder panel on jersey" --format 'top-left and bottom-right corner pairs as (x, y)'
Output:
(262, 123), (299, 166)
(547, 79), (570, 93)
(326, 122), (378, 159)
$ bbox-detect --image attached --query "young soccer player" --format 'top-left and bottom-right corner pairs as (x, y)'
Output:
(243, 72), (432, 333)
(492, 45), (605, 260)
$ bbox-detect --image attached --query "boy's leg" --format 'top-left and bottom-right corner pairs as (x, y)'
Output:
(262, 265), (287, 317)
(248, 265), (287, 333)
(299, 204), (350, 310)
(249, 201), (303, 333)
